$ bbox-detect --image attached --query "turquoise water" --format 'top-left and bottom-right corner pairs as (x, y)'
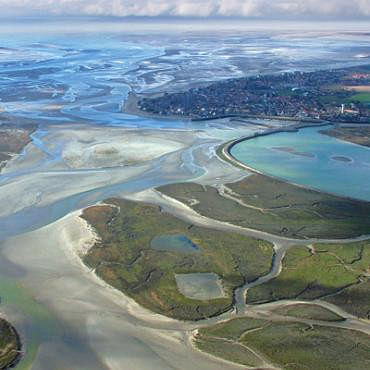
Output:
(151, 234), (200, 253)
(230, 126), (370, 201)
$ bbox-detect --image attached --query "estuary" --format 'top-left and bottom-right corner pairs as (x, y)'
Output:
(0, 19), (369, 369)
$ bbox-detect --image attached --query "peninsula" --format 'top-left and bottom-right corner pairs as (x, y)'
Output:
(136, 65), (370, 123)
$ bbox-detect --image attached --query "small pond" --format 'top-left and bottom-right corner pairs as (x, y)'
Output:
(151, 234), (200, 253)
(175, 273), (225, 300)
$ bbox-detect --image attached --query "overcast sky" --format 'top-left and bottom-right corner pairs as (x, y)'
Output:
(1, 0), (369, 18)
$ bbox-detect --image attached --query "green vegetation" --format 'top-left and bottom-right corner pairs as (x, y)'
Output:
(195, 318), (370, 370)
(320, 126), (370, 147)
(195, 318), (267, 367)
(242, 322), (370, 370)
(347, 92), (370, 104)
(158, 174), (370, 239)
(81, 199), (274, 320)
(318, 91), (350, 104)
(0, 125), (35, 171)
(247, 241), (370, 318)
(195, 336), (263, 368)
(0, 318), (21, 369)
(325, 280), (370, 320)
(273, 304), (344, 322)
(198, 317), (268, 340)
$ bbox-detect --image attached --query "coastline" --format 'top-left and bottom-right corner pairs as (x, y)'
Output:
(60, 208), (254, 370)
(2, 206), (244, 370)
(61, 207), (181, 326)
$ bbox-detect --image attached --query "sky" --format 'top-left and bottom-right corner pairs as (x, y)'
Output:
(1, 0), (369, 19)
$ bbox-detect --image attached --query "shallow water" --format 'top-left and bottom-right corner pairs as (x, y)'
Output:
(151, 234), (200, 253)
(0, 277), (62, 370)
(231, 126), (370, 201)
(175, 273), (225, 300)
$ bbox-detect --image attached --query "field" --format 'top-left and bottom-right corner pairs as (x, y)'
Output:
(195, 317), (370, 369)
(0, 318), (21, 369)
(158, 174), (370, 239)
(347, 92), (370, 104)
(81, 199), (274, 321)
(246, 241), (370, 318)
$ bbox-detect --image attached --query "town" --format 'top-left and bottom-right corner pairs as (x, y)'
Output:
(138, 66), (370, 123)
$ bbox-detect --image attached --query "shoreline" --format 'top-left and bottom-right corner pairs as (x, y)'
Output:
(2, 204), (244, 369)
(60, 207), (263, 370)
(61, 208), (181, 327)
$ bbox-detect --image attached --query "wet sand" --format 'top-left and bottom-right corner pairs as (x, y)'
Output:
(0, 121), (260, 369)
(271, 146), (315, 158)
(0, 209), (245, 370)
(331, 155), (353, 163)
(0, 124), (202, 222)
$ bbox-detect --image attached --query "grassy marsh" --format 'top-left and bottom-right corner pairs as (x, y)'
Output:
(247, 241), (370, 318)
(273, 304), (344, 322)
(81, 199), (274, 321)
(158, 174), (370, 239)
(195, 317), (370, 370)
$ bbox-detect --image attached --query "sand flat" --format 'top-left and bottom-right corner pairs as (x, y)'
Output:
(0, 210), (243, 370)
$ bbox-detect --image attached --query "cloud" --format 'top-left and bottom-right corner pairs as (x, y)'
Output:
(1, 0), (370, 18)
